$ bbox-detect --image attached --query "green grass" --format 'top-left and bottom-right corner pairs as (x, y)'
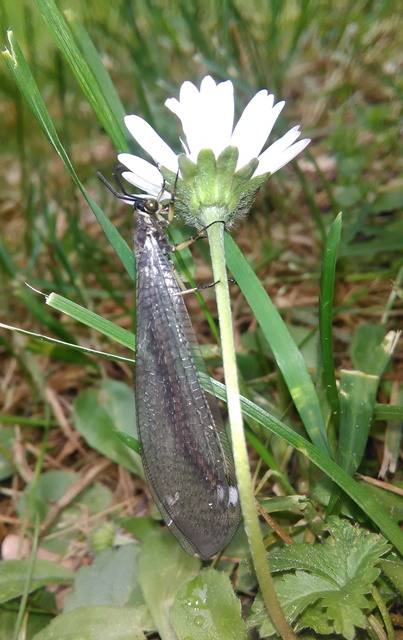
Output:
(0, 1), (402, 639)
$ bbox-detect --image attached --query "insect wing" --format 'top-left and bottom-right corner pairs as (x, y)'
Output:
(135, 230), (240, 558)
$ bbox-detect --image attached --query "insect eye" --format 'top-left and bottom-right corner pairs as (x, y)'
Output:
(145, 198), (159, 214)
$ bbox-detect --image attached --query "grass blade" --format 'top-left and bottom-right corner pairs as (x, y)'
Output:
(208, 376), (403, 556)
(338, 370), (379, 476)
(2, 31), (134, 281)
(46, 293), (135, 350)
(35, 0), (128, 151)
(319, 213), (342, 428)
(0, 323), (134, 365)
(224, 232), (332, 458)
(65, 10), (127, 131)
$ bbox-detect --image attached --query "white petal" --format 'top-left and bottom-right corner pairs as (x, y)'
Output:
(165, 80), (199, 121)
(118, 154), (164, 187)
(124, 115), (178, 172)
(254, 137), (310, 176)
(196, 77), (234, 156)
(166, 81), (201, 159)
(166, 76), (234, 160)
(180, 78), (218, 159)
(264, 125), (302, 156)
(118, 154), (170, 199)
(165, 96), (180, 117)
(208, 80), (234, 157)
(200, 75), (217, 93)
(120, 171), (170, 200)
(231, 93), (285, 169)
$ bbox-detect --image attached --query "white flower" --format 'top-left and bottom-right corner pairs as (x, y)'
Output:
(119, 76), (309, 192)
(118, 75), (310, 226)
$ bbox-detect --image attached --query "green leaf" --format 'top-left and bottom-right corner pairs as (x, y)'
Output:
(17, 471), (78, 523)
(0, 608), (51, 639)
(115, 431), (140, 455)
(64, 545), (144, 611)
(17, 471), (112, 554)
(298, 600), (366, 640)
(0, 560), (73, 604)
(32, 606), (148, 640)
(380, 384), (403, 476)
(325, 603), (366, 640)
(334, 185), (362, 207)
(270, 517), (390, 585)
(170, 568), (246, 640)
(339, 219), (403, 257)
(251, 517), (391, 638)
(375, 403), (403, 420)
(379, 558), (403, 596)
(371, 190), (403, 214)
(358, 481), (403, 525)
(74, 380), (142, 476)
(170, 569), (245, 640)
(120, 517), (161, 543)
(138, 531), (201, 640)
(224, 232), (331, 457)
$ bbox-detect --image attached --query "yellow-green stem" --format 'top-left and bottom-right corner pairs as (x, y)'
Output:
(207, 221), (296, 640)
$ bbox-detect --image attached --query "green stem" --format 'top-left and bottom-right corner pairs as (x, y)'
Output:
(207, 221), (296, 640)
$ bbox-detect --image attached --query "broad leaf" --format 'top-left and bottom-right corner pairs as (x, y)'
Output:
(170, 568), (246, 640)
(32, 606), (148, 640)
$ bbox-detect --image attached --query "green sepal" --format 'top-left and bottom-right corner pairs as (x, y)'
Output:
(216, 146), (239, 180)
(234, 156), (260, 183)
(159, 165), (179, 188)
(177, 154), (198, 181)
(163, 148), (265, 229)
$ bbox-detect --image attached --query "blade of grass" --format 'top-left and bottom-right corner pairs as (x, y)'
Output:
(115, 431), (140, 455)
(0, 323), (135, 365)
(34, 0), (128, 151)
(379, 384), (403, 477)
(338, 370), (379, 476)
(14, 398), (51, 639)
(338, 332), (400, 476)
(207, 376), (403, 556)
(2, 31), (134, 281)
(12, 517), (40, 640)
(0, 237), (16, 278)
(17, 287), (77, 344)
(224, 232), (332, 458)
(46, 292), (135, 350)
(374, 404), (403, 421)
(65, 10), (127, 130)
(319, 213), (342, 428)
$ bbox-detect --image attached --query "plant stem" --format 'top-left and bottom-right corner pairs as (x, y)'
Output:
(207, 220), (296, 640)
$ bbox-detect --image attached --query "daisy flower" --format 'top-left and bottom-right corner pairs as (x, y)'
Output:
(118, 75), (310, 227)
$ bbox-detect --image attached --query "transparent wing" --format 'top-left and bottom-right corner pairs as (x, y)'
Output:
(135, 233), (240, 558)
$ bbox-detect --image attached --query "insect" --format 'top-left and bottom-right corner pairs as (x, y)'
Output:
(98, 168), (240, 558)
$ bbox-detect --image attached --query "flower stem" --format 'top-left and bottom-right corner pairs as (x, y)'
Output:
(207, 220), (296, 640)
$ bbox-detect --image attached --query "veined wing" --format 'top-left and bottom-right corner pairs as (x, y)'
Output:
(135, 230), (240, 559)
